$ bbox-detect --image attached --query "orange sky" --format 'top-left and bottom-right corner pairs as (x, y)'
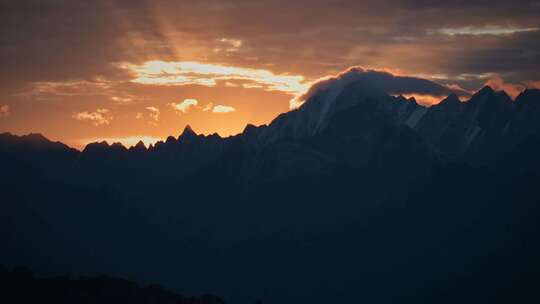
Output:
(0, 0), (539, 149)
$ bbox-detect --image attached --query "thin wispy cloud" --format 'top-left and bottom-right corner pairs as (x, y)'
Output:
(216, 38), (243, 52)
(30, 80), (112, 98)
(438, 26), (539, 36)
(203, 102), (214, 112)
(212, 105), (236, 113)
(73, 108), (112, 126)
(146, 106), (160, 121)
(27, 79), (139, 105)
(525, 80), (540, 89)
(218, 38), (243, 48)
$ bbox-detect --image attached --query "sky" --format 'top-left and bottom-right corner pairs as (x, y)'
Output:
(1, 0), (539, 149)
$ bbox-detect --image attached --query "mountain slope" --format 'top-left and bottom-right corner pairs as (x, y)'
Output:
(1, 81), (540, 304)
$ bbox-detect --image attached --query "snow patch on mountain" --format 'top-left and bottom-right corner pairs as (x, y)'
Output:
(405, 108), (428, 128)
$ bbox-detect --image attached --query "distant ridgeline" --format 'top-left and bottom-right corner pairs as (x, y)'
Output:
(1, 83), (540, 303)
(0, 265), (224, 304)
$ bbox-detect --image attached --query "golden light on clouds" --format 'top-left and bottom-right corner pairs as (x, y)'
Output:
(482, 75), (540, 99)
(73, 108), (113, 126)
(216, 38), (243, 52)
(212, 105), (236, 113)
(122, 61), (310, 95)
(401, 94), (449, 106)
(438, 26), (539, 36)
(169, 99), (237, 115)
(170, 98), (199, 114)
(203, 102), (214, 112)
(145, 106), (160, 121)
(218, 38), (243, 48)
(31, 80), (112, 97)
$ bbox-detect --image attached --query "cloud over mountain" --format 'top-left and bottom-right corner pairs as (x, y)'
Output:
(293, 67), (471, 107)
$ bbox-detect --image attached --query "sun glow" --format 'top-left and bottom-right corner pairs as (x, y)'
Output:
(401, 94), (447, 106)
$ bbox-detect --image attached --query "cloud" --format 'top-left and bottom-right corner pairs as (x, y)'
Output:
(0, 105), (9, 118)
(225, 82), (240, 87)
(445, 83), (470, 94)
(212, 105), (236, 113)
(438, 26), (539, 36)
(146, 106), (160, 121)
(170, 99), (199, 114)
(26, 79), (141, 105)
(122, 61), (308, 95)
(111, 95), (135, 105)
(135, 106), (160, 123)
(29, 80), (113, 99)
(216, 38), (243, 52)
(171, 100), (235, 114)
(292, 66), (470, 108)
(73, 108), (112, 126)
(483, 74), (540, 99)
(203, 102), (214, 112)
(484, 75), (524, 99)
(218, 38), (243, 48)
(200, 102), (235, 113)
(2, 0), (539, 92)
(525, 80), (540, 89)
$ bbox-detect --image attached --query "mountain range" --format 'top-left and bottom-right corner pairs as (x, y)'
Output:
(0, 265), (224, 304)
(1, 76), (540, 303)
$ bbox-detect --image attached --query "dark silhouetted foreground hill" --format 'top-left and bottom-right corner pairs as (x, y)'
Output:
(0, 266), (224, 304)
(1, 69), (540, 304)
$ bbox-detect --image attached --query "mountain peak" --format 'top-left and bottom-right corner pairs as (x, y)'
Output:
(110, 142), (127, 152)
(179, 125), (198, 141)
(407, 96), (418, 105)
(135, 140), (146, 149)
(494, 90), (512, 104)
(243, 123), (264, 135)
(516, 88), (540, 110)
(476, 85), (495, 96)
(439, 93), (461, 106)
(517, 88), (540, 100)
(129, 140), (147, 152)
(25, 133), (50, 142)
(467, 85), (497, 106)
(165, 136), (177, 145)
(82, 141), (110, 153)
